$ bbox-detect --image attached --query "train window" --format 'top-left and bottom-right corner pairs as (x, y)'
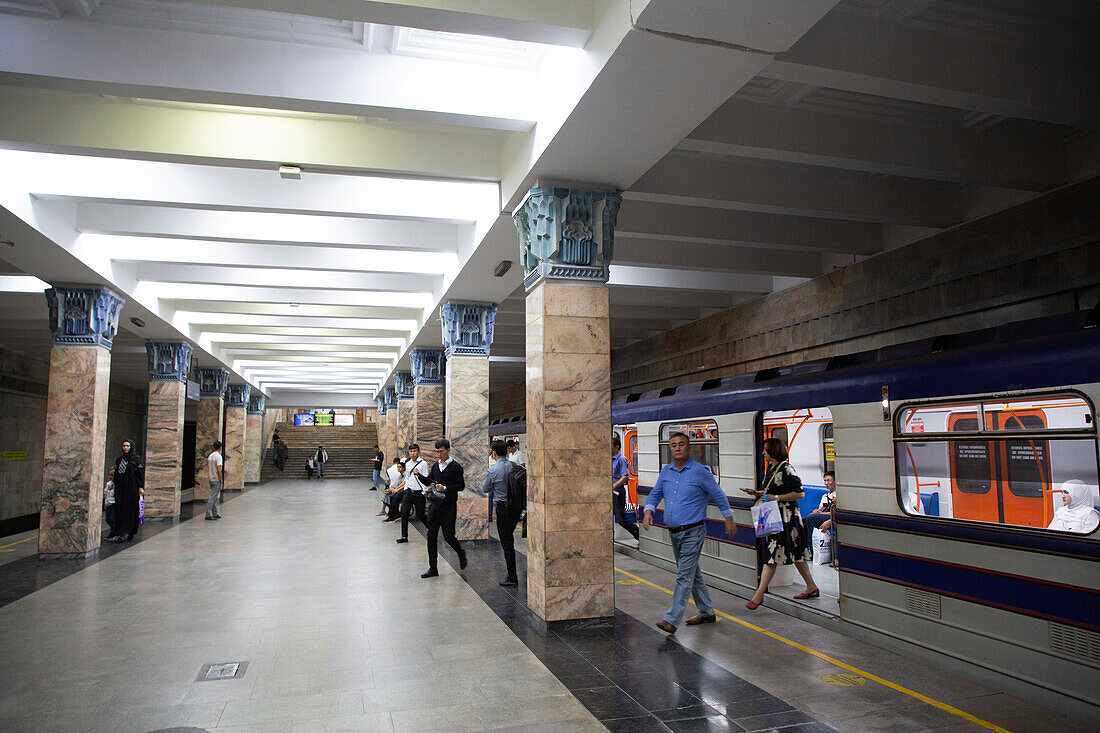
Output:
(659, 420), (719, 478)
(761, 408), (835, 490)
(628, 434), (638, 476)
(895, 392), (1100, 534)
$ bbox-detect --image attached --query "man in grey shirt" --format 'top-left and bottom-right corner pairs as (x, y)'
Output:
(483, 440), (518, 587)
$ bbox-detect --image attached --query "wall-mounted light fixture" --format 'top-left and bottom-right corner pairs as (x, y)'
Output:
(494, 260), (512, 277)
(130, 317), (146, 328)
(278, 165), (302, 180)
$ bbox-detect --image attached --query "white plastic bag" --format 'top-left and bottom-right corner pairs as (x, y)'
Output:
(752, 500), (784, 537)
(812, 527), (832, 566)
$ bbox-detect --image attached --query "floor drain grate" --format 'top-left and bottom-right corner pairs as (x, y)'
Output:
(196, 661), (248, 682)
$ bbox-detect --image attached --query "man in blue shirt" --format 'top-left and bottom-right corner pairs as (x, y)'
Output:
(483, 440), (519, 587)
(612, 437), (639, 541)
(643, 431), (736, 633)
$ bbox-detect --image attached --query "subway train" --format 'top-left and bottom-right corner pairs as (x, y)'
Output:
(490, 309), (1100, 718)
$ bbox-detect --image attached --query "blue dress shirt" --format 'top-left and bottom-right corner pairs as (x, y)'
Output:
(612, 452), (629, 495)
(644, 459), (733, 527)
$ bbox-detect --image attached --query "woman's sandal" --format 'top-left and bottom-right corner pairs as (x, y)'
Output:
(794, 588), (820, 599)
(745, 599), (762, 610)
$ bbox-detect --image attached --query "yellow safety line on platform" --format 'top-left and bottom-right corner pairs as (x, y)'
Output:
(613, 566), (1011, 733)
(0, 535), (37, 551)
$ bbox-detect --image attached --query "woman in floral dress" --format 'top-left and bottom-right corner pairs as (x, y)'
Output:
(745, 437), (819, 609)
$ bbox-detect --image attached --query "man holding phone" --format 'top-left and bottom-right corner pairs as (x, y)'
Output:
(643, 432), (736, 634)
(421, 439), (468, 578)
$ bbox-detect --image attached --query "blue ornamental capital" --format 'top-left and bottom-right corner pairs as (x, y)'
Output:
(441, 303), (497, 358)
(247, 393), (266, 415)
(394, 371), (415, 399)
(145, 342), (192, 382)
(410, 349), (444, 386)
(512, 187), (621, 292)
(45, 286), (125, 349)
(197, 368), (229, 399)
(384, 386), (397, 410)
(375, 394), (386, 415)
(226, 384), (251, 408)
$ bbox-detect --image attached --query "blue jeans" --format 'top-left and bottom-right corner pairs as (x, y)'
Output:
(664, 523), (714, 626)
(372, 469), (383, 489)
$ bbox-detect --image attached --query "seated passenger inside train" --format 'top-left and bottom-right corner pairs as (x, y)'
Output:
(1047, 479), (1100, 533)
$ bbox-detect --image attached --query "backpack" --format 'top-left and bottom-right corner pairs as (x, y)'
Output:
(505, 463), (527, 519)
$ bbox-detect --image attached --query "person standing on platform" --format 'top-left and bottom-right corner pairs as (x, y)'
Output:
(275, 438), (288, 471)
(395, 444), (430, 542)
(421, 439), (467, 578)
(314, 445), (328, 479)
(612, 436), (639, 541)
(205, 441), (224, 521)
(371, 444), (384, 491)
(108, 439), (144, 542)
(103, 467), (117, 538)
(484, 440), (518, 586)
(506, 439), (525, 467)
(642, 432), (736, 634)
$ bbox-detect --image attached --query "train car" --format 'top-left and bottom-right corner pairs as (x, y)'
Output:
(491, 310), (1100, 719)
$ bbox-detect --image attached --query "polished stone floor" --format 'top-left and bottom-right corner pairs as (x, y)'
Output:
(0, 479), (1093, 733)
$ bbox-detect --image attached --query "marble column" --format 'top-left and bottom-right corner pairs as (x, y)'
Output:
(38, 286), (124, 558)
(442, 303), (497, 541)
(245, 393), (265, 484)
(384, 387), (399, 463)
(375, 394), (390, 464)
(224, 384), (250, 492)
(394, 372), (415, 457)
(194, 368), (228, 501)
(514, 187), (620, 624)
(143, 341), (192, 520)
(411, 349), (444, 446)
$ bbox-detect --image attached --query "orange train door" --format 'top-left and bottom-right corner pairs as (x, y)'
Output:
(948, 414), (997, 523)
(624, 428), (638, 505)
(995, 410), (1052, 528)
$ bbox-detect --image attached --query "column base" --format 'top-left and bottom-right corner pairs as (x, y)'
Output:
(529, 615), (615, 634)
(39, 548), (100, 561)
(454, 495), (489, 541)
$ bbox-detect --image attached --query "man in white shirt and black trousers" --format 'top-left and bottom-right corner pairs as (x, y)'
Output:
(396, 444), (430, 543)
(421, 439), (468, 578)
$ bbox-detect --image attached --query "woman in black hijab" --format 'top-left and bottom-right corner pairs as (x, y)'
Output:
(108, 438), (144, 542)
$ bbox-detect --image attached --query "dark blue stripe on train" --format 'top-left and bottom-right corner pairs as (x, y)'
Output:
(838, 544), (1100, 632)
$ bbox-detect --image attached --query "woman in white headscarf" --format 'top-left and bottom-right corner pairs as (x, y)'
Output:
(1047, 479), (1099, 533)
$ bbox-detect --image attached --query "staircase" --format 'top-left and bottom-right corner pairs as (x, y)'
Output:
(261, 422), (379, 483)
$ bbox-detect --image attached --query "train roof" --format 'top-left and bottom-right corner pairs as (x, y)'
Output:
(489, 309), (1100, 434)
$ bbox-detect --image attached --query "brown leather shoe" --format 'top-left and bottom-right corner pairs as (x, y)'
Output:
(656, 620), (677, 634)
(686, 614), (717, 626)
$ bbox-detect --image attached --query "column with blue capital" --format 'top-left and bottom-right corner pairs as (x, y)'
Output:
(39, 286), (125, 557)
(194, 368), (228, 501)
(245, 392), (265, 484)
(393, 372), (415, 458)
(143, 341), (192, 519)
(411, 348), (445, 446)
(223, 384), (250, 492)
(514, 187), (619, 624)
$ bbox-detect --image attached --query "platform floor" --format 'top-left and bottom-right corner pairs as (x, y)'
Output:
(0, 479), (1092, 733)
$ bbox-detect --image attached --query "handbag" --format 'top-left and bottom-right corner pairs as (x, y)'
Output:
(752, 500), (783, 537)
(138, 496), (145, 524)
(812, 527), (833, 565)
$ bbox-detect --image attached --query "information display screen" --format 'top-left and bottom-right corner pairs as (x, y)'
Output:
(293, 413), (314, 427)
(334, 414), (354, 426)
(314, 412), (335, 426)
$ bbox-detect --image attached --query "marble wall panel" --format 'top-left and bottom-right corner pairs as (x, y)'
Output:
(525, 281), (614, 622)
(223, 407), (247, 492)
(395, 399), (415, 457)
(245, 412), (262, 483)
(454, 495), (489, 541)
(446, 357), (490, 540)
(385, 410), (399, 466)
(414, 384), (444, 446)
(39, 346), (110, 557)
(193, 397), (223, 501)
(144, 379), (186, 519)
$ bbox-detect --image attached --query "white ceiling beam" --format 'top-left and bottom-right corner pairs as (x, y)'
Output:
(616, 200), (883, 256)
(768, 9), (1099, 127)
(631, 0), (839, 52)
(194, 325), (414, 339)
(184, 0), (594, 47)
(179, 312), (417, 331)
(134, 283), (435, 311)
(229, 355), (398, 364)
(161, 300), (423, 321)
(133, 263), (440, 293)
(102, 236), (457, 276)
(614, 235), (822, 279)
(683, 98), (1065, 191)
(629, 150), (962, 227)
(76, 204), (462, 252)
(608, 264), (775, 294)
(0, 86), (506, 180)
(207, 334), (406, 347)
(0, 15), (540, 130)
(9, 150), (498, 223)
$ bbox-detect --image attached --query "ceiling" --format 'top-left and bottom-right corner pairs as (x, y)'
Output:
(0, 0), (1095, 404)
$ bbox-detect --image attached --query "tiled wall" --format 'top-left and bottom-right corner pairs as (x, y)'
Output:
(104, 382), (147, 484)
(0, 349), (49, 523)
